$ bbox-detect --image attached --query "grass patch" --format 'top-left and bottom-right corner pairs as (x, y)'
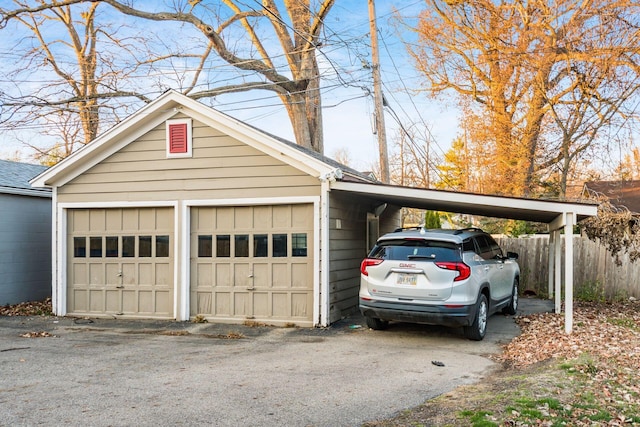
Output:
(364, 356), (640, 426)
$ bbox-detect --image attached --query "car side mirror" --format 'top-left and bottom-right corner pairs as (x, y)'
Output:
(506, 251), (519, 260)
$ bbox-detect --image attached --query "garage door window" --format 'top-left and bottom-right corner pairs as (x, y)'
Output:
(235, 234), (249, 257)
(273, 234), (287, 257)
(90, 237), (102, 257)
(123, 236), (135, 257)
(217, 235), (231, 257)
(74, 234), (170, 258)
(74, 237), (86, 257)
(139, 236), (152, 257)
(198, 235), (213, 257)
(253, 234), (268, 257)
(156, 235), (170, 257)
(106, 236), (119, 257)
(292, 233), (307, 257)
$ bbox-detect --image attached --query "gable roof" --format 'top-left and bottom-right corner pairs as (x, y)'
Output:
(583, 180), (640, 214)
(31, 90), (373, 188)
(0, 159), (51, 198)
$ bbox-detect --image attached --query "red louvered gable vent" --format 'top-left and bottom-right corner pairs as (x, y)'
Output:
(168, 123), (188, 153)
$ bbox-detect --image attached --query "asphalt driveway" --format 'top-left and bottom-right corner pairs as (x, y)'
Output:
(0, 298), (552, 427)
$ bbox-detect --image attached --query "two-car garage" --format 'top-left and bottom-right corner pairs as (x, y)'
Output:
(66, 204), (315, 325)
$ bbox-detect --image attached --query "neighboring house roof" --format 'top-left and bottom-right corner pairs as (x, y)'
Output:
(0, 159), (51, 198)
(31, 90), (374, 188)
(583, 180), (640, 214)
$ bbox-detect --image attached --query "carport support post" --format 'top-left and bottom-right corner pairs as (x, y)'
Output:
(547, 231), (554, 299)
(564, 213), (574, 334)
(554, 229), (562, 314)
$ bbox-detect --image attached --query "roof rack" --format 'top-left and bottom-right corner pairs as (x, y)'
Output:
(453, 227), (484, 235)
(393, 226), (423, 233)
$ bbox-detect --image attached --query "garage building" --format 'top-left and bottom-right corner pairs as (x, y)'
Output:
(32, 90), (400, 326)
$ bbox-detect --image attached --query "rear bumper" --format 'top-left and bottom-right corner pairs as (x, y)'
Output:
(359, 298), (476, 327)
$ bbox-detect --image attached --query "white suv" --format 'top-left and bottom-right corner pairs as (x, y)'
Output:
(359, 227), (519, 340)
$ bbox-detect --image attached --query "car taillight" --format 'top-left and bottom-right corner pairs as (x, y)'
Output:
(435, 261), (471, 282)
(360, 258), (383, 276)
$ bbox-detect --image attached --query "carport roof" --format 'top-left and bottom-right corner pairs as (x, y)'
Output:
(331, 181), (598, 225)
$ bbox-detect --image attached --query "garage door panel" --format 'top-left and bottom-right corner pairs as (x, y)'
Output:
(155, 263), (171, 285)
(73, 290), (87, 311)
(122, 263), (136, 285)
(197, 264), (212, 287)
(122, 210), (138, 230)
(292, 204), (313, 228)
(105, 290), (119, 312)
(253, 206), (271, 228)
(105, 209), (122, 230)
(253, 263), (269, 287)
(234, 263), (251, 287)
(68, 207), (174, 318)
(292, 293), (310, 318)
(291, 263), (309, 288)
(196, 292), (212, 313)
(138, 291), (153, 313)
(89, 210), (106, 232)
(122, 290), (136, 313)
(138, 263), (153, 284)
(89, 264), (104, 285)
(253, 292), (268, 317)
(272, 264), (288, 287)
(216, 207), (234, 229)
(106, 263), (120, 285)
(89, 290), (105, 312)
(138, 209), (156, 229)
(216, 264), (231, 286)
(272, 293), (288, 317)
(72, 210), (90, 232)
(156, 291), (171, 314)
(234, 292), (250, 316)
(216, 292), (231, 315)
(73, 264), (87, 284)
(234, 207), (252, 229)
(273, 205), (291, 228)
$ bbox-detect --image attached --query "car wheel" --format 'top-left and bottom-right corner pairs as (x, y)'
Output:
(365, 316), (389, 330)
(464, 293), (488, 341)
(503, 278), (518, 315)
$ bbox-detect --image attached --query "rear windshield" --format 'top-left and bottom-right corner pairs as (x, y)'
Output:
(368, 239), (461, 262)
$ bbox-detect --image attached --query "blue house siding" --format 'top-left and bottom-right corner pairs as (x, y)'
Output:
(0, 193), (52, 305)
(0, 159), (51, 306)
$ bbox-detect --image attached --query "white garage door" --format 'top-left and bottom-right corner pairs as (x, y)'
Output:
(67, 208), (174, 318)
(190, 204), (314, 326)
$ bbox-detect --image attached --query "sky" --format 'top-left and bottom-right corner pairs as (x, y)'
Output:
(0, 0), (459, 172)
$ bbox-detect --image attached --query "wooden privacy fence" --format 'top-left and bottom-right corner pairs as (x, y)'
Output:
(495, 235), (640, 300)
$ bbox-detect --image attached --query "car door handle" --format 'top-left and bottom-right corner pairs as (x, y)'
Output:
(484, 266), (490, 271)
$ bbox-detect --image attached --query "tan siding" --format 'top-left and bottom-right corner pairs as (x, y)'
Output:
(327, 193), (369, 323)
(58, 117), (320, 203)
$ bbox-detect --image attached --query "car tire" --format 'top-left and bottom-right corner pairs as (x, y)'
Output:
(464, 293), (488, 341)
(365, 316), (389, 330)
(503, 278), (519, 315)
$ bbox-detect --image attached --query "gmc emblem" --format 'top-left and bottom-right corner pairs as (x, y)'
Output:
(399, 263), (415, 268)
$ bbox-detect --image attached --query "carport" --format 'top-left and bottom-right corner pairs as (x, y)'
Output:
(330, 180), (599, 334)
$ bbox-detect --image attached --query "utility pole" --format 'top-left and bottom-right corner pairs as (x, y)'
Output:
(368, 0), (390, 183)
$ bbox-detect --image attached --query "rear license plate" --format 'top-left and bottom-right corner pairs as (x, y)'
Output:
(397, 273), (417, 286)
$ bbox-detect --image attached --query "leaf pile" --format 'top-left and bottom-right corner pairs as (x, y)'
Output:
(19, 331), (54, 338)
(497, 301), (640, 369)
(0, 298), (52, 316)
(493, 301), (640, 425)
